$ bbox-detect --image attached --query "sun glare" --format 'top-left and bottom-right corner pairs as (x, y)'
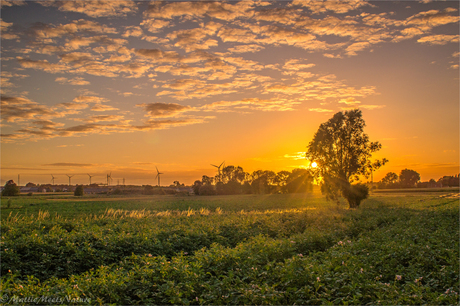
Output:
(311, 162), (317, 168)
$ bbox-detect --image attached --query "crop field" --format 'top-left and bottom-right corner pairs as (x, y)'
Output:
(1, 191), (459, 305)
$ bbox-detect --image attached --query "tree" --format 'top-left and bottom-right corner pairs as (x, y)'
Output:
(381, 172), (398, 185)
(192, 180), (202, 195)
(379, 172), (399, 188)
(399, 169), (420, 188)
(2, 180), (20, 196)
(74, 185), (84, 196)
(306, 109), (387, 208)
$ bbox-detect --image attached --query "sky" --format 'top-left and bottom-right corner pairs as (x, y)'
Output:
(1, 0), (459, 186)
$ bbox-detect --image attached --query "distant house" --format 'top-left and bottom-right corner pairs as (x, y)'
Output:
(20, 187), (39, 193)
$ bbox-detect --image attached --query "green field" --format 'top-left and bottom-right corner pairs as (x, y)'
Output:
(1, 191), (459, 305)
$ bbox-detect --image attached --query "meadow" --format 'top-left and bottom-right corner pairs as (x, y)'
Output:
(1, 190), (458, 305)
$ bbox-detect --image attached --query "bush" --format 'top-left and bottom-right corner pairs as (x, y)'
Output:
(74, 185), (84, 196)
(2, 180), (20, 197)
(342, 183), (369, 208)
(199, 184), (216, 195)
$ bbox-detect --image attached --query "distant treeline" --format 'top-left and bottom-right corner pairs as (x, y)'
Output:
(192, 166), (313, 195)
(377, 169), (459, 189)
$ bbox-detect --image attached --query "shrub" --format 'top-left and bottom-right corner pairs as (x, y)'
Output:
(74, 185), (84, 196)
(342, 183), (369, 208)
(199, 184), (216, 195)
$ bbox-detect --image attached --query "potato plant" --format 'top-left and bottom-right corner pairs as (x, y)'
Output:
(1, 193), (458, 305)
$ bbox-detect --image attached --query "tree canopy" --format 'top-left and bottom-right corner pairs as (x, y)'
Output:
(2, 180), (20, 197)
(399, 169), (420, 188)
(306, 109), (387, 208)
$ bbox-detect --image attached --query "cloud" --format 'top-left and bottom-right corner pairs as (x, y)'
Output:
(122, 26), (143, 38)
(417, 34), (459, 45)
(338, 97), (361, 105)
(166, 25), (220, 52)
(0, 0), (25, 7)
(45, 0), (139, 18)
(73, 95), (108, 104)
(55, 77), (90, 85)
(143, 1), (257, 22)
(29, 19), (118, 39)
(56, 102), (89, 110)
(17, 57), (68, 73)
(284, 152), (306, 160)
(309, 108), (334, 112)
(79, 115), (126, 123)
(132, 118), (209, 131)
(405, 9), (460, 31)
(227, 44), (265, 54)
(1, 95), (57, 122)
(91, 104), (119, 112)
(135, 48), (181, 63)
(140, 19), (171, 33)
(201, 98), (300, 112)
(291, 0), (371, 14)
(137, 102), (192, 118)
(340, 104), (385, 110)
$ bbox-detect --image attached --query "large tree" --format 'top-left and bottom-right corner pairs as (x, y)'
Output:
(399, 169), (420, 188)
(306, 109), (387, 208)
(2, 180), (20, 197)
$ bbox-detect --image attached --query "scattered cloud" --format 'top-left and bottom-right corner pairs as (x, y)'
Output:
(1, 95), (57, 122)
(309, 108), (334, 112)
(284, 152), (306, 160)
(417, 34), (459, 45)
(42, 0), (139, 18)
(55, 77), (90, 86)
(137, 102), (193, 118)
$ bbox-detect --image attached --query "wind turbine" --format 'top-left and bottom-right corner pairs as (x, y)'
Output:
(211, 161), (225, 181)
(155, 167), (163, 187)
(107, 172), (112, 186)
(66, 174), (74, 186)
(51, 174), (55, 185)
(87, 174), (94, 185)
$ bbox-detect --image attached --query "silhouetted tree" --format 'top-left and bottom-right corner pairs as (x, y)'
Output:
(399, 169), (420, 188)
(275, 170), (291, 192)
(438, 175), (460, 187)
(199, 184), (216, 195)
(379, 172), (399, 189)
(306, 109), (387, 208)
(202, 175), (214, 186)
(251, 170), (276, 194)
(2, 180), (20, 197)
(192, 180), (202, 195)
(74, 185), (84, 196)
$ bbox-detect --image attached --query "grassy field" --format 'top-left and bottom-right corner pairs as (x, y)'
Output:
(1, 190), (458, 305)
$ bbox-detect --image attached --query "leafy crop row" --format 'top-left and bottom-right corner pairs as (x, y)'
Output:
(1, 195), (458, 305)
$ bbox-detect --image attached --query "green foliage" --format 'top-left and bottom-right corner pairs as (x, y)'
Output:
(342, 183), (369, 208)
(1, 193), (458, 305)
(2, 180), (20, 197)
(74, 185), (84, 196)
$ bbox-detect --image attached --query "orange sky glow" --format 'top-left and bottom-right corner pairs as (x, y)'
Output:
(1, 0), (459, 186)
